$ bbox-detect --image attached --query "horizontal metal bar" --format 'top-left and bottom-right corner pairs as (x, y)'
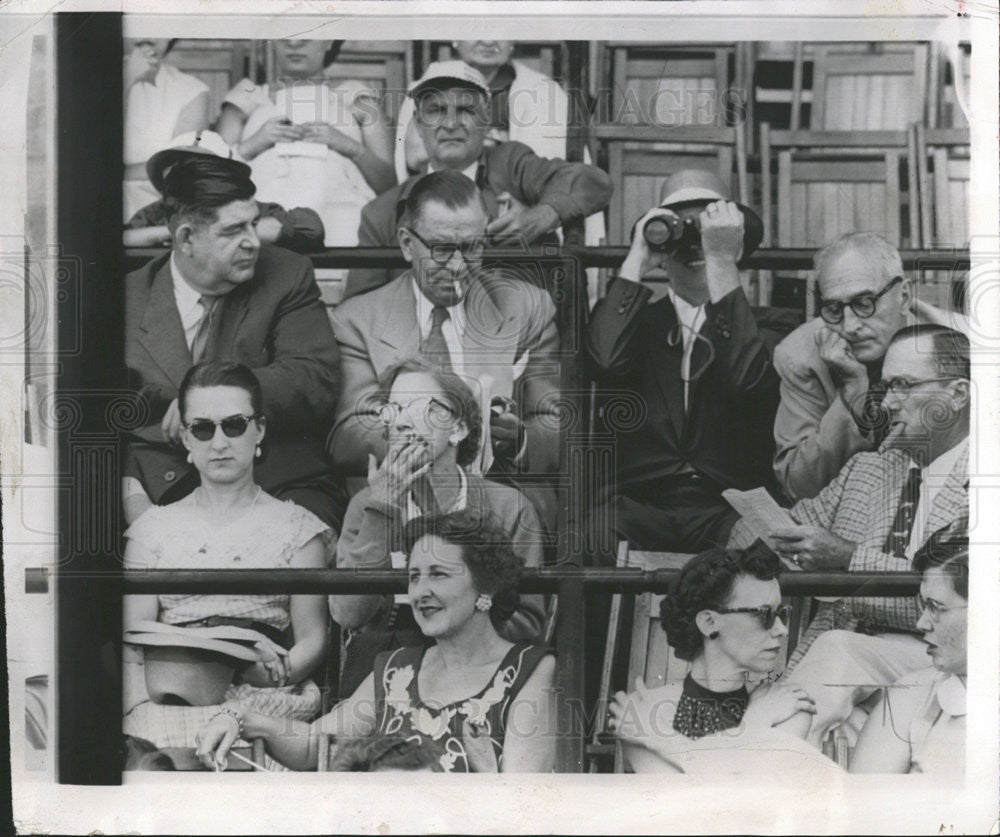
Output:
(126, 246), (971, 273)
(42, 567), (924, 596)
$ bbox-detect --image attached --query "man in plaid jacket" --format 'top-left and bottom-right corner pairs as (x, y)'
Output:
(729, 324), (969, 748)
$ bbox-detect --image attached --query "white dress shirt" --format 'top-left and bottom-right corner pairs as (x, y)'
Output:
(906, 440), (967, 559)
(666, 285), (708, 411)
(412, 278), (467, 374)
(427, 160), (479, 182)
(170, 254), (209, 351)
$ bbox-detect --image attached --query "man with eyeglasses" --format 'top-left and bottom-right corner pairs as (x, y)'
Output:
(124, 152), (343, 528)
(343, 60), (612, 299)
(586, 168), (781, 553)
(729, 324), (970, 748)
(773, 232), (965, 501)
(328, 169), (561, 524)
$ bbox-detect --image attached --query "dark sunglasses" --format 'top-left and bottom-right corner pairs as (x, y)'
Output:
(185, 414), (257, 442)
(818, 276), (903, 325)
(714, 603), (792, 630)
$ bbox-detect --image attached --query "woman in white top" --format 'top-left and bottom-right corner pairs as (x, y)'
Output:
(123, 39), (211, 221)
(217, 40), (395, 248)
(851, 520), (968, 773)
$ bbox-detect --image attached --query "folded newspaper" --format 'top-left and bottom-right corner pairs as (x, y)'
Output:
(721, 487), (801, 572)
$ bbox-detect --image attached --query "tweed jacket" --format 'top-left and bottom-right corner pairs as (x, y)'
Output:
(124, 245), (339, 502)
(731, 440), (969, 665)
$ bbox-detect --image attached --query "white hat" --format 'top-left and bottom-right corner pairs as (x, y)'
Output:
(409, 60), (491, 99)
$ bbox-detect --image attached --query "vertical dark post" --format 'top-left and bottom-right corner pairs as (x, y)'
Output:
(55, 12), (124, 785)
(562, 41), (588, 247)
(553, 252), (587, 773)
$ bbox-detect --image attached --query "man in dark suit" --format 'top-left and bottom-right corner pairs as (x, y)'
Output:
(123, 152), (342, 527)
(586, 168), (778, 553)
(344, 60), (612, 300)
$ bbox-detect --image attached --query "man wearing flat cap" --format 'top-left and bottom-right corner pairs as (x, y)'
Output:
(344, 60), (613, 299)
(586, 168), (780, 552)
(123, 151), (343, 527)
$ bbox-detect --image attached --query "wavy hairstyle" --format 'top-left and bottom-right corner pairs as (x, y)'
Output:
(403, 509), (523, 629)
(659, 544), (783, 661)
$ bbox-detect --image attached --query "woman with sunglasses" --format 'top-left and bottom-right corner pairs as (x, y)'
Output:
(609, 546), (821, 773)
(330, 357), (546, 698)
(195, 511), (556, 773)
(123, 360), (329, 754)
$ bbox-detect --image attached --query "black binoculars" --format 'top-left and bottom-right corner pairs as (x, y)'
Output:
(641, 212), (700, 252)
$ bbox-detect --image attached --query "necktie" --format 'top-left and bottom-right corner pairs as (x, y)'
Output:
(421, 306), (453, 372)
(884, 463), (922, 558)
(191, 295), (220, 364)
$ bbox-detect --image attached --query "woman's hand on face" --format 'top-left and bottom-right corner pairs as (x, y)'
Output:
(367, 442), (432, 509)
(744, 682), (816, 729)
(195, 712), (240, 771)
(299, 122), (362, 158)
(238, 637), (290, 687)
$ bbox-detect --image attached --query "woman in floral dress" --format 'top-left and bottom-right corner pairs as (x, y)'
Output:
(195, 510), (556, 772)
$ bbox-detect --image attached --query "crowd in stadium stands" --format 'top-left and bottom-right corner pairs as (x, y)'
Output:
(120, 40), (970, 774)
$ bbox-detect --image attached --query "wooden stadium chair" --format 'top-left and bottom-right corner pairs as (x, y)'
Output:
(930, 41), (971, 129)
(914, 125), (971, 311)
(807, 43), (930, 131)
(760, 125), (910, 315)
(166, 39), (256, 120)
(605, 43), (737, 128)
(428, 41), (562, 81)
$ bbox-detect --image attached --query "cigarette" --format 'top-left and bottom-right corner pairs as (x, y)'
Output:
(453, 279), (463, 300)
(228, 750), (271, 772)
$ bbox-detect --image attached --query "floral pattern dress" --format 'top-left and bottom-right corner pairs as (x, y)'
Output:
(373, 642), (553, 773)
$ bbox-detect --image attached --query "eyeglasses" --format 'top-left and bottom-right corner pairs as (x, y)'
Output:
(185, 414), (257, 442)
(879, 376), (962, 398)
(917, 594), (968, 622)
(818, 276), (903, 325)
(378, 397), (456, 427)
(714, 604), (792, 630)
(404, 227), (485, 265)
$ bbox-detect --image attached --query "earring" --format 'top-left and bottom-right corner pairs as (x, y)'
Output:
(474, 593), (492, 612)
(186, 452), (193, 464)
(255, 444), (262, 459)
(708, 631), (720, 640)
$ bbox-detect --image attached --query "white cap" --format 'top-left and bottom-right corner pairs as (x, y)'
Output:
(409, 60), (491, 99)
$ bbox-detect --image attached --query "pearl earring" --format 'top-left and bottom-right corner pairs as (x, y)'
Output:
(474, 593), (492, 612)
(255, 444), (262, 459)
(186, 452), (193, 464)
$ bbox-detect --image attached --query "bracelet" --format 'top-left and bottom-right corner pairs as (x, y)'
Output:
(213, 707), (244, 739)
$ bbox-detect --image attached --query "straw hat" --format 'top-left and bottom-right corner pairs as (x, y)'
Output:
(408, 60), (491, 100)
(126, 621), (264, 706)
(657, 168), (764, 258)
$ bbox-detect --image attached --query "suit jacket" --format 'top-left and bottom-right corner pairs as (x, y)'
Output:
(730, 441), (969, 665)
(586, 277), (780, 495)
(344, 140), (613, 299)
(330, 471), (546, 641)
(124, 245), (339, 502)
(773, 299), (969, 501)
(327, 270), (561, 478)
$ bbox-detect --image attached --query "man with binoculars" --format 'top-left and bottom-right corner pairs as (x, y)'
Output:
(586, 168), (779, 552)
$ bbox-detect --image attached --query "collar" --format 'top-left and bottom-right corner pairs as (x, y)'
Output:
(427, 159), (480, 183)
(405, 465), (468, 521)
(490, 63), (517, 94)
(170, 253), (206, 325)
(935, 673), (967, 717)
(923, 439), (967, 481)
(666, 285), (707, 324)
(411, 276), (467, 334)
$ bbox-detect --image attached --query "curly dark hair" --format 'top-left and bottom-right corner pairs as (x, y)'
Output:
(403, 509), (523, 629)
(659, 545), (783, 661)
(912, 515), (968, 600)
